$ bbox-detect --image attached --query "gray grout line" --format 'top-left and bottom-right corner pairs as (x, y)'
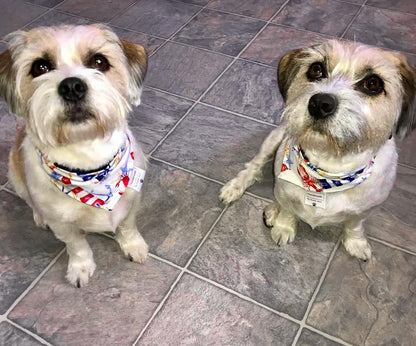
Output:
(199, 101), (280, 127)
(149, 157), (225, 186)
(340, 0), (368, 39)
(16, 0), (70, 32)
(149, 157), (275, 203)
(185, 269), (300, 324)
(133, 206), (228, 344)
(3, 186), (18, 197)
(291, 237), (342, 345)
(304, 325), (354, 346)
(148, 0), (291, 156)
(142, 0), (211, 58)
(5, 319), (54, 346)
(148, 251), (352, 346)
(145, 84), (280, 128)
(398, 162), (416, 171)
(4, 248), (66, 317)
(368, 236), (416, 257)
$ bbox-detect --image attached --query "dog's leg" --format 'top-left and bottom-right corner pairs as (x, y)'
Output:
(342, 217), (371, 260)
(115, 194), (148, 264)
(220, 127), (286, 204)
(270, 207), (297, 246)
(51, 225), (96, 287)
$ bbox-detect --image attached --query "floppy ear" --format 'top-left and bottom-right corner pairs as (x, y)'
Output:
(278, 48), (307, 101)
(0, 48), (21, 114)
(394, 54), (416, 140)
(120, 40), (147, 106)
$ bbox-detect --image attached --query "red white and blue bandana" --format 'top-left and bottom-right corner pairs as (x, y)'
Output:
(278, 138), (375, 193)
(39, 135), (145, 211)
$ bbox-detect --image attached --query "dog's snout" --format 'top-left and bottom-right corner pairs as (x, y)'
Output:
(58, 77), (88, 102)
(308, 93), (338, 119)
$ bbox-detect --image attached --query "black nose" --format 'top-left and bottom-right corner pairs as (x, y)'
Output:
(58, 77), (88, 102)
(308, 93), (338, 119)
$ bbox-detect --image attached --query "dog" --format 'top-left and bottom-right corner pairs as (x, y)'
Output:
(220, 40), (416, 260)
(0, 24), (149, 287)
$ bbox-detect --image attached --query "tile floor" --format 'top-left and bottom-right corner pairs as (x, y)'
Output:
(1, 0), (416, 345)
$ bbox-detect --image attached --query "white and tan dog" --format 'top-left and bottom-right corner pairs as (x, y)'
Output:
(220, 40), (415, 260)
(0, 25), (149, 287)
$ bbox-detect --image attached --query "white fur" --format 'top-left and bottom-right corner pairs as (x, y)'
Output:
(3, 25), (149, 287)
(221, 40), (415, 261)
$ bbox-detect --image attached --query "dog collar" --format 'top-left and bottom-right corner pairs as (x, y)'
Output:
(39, 135), (145, 211)
(278, 138), (375, 193)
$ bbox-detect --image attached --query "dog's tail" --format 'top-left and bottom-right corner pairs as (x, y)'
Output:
(220, 125), (287, 204)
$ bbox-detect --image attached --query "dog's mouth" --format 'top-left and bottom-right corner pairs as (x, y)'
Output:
(65, 105), (94, 123)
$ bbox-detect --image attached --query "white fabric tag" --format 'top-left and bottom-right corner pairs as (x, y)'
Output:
(305, 191), (326, 209)
(128, 167), (146, 192)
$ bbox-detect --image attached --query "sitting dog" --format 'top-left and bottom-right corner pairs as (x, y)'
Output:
(220, 40), (415, 260)
(0, 25), (149, 287)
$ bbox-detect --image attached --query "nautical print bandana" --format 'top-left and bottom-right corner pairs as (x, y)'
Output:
(39, 135), (145, 211)
(278, 138), (375, 193)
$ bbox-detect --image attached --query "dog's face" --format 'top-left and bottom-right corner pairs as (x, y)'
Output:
(278, 40), (416, 155)
(0, 25), (147, 147)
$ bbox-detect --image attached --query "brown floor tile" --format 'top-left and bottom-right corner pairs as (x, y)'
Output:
(140, 274), (299, 345)
(173, 9), (264, 56)
(208, 0), (287, 20)
(8, 235), (180, 346)
(272, 0), (360, 37)
(241, 24), (326, 67)
(0, 191), (63, 314)
(189, 194), (340, 320)
(56, 0), (136, 22)
(344, 6), (416, 54)
(307, 240), (416, 345)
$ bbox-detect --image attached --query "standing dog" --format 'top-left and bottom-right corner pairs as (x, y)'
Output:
(220, 40), (415, 260)
(0, 25), (149, 287)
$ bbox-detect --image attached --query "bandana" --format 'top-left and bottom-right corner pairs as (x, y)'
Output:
(278, 138), (375, 193)
(39, 135), (145, 211)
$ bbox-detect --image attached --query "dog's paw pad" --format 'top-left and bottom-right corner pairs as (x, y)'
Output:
(343, 237), (372, 260)
(219, 180), (245, 204)
(120, 238), (148, 264)
(66, 258), (96, 288)
(271, 225), (296, 246)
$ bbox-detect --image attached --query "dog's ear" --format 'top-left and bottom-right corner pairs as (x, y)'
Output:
(393, 53), (416, 140)
(121, 40), (147, 106)
(0, 48), (20, 114)
(278, 48), (306, 101)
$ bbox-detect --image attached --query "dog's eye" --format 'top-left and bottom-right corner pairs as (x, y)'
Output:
(358, 75), (384, 95)
(307, 62), (326, 80)
(88, 54), (110, 72)
(30, 59), (52, 78)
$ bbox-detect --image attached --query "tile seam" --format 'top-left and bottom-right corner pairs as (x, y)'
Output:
(148, 157), (275, 203)
(340, 0), (368, 39)
(4, 248), (66, 317)
(368, 235), (416, 256)
(291, 237), (343, 345)
(5, 319), (54, 346)
(132, 206), (228, 344)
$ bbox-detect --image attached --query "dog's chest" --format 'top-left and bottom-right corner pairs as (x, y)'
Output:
(272, 143), (397, 228)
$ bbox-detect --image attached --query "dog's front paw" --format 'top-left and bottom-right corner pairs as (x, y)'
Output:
(117, 234), (148, 264)
(220, 179), (245, 204)
(263, 202), (280, 228)
(271, 225), (296, 246)
(33, 212), (48, 229)
(343, 237), (372, 260)
(66, 257), (96, 288)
